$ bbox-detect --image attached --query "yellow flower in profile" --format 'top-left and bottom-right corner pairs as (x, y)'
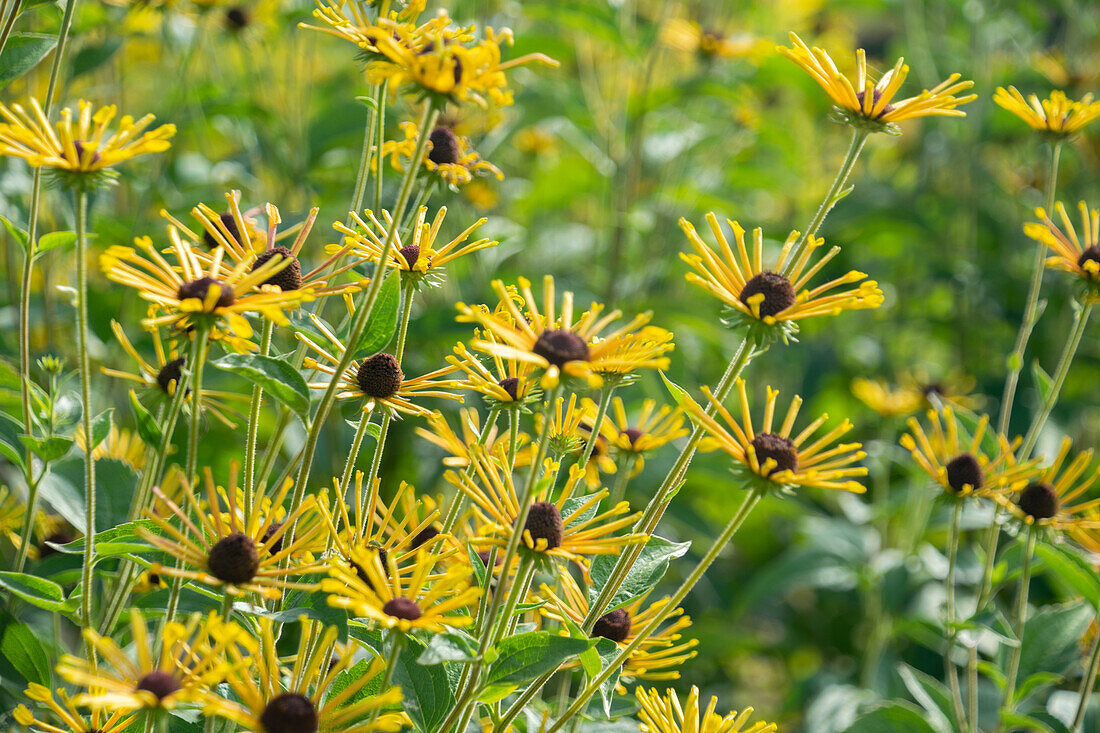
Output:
(75, 424), (146, 470)
(778, 32), (976, 132)
(297, 312), (464, 417)
(457, 276), (674, 389)
(594, 397), (688, 473)
(688, 378), (868, 494)
(1024, 201), (1100, 291)
(57, 610), (236, 712)
(994, 87), (1100, 136)
(851, 370), (981, 418)
(635, 686), (776, 733)
(100, 227), (312, 351)
(0, 99), (174, 177)
(323, 547), (480, 633)
(332, 205), (496, 287)
(447, 446), (646, 568)
(201, 617), (405, 733)
(15, 684), (136, 733)
(659, 19), (754, 60)
(680, 213), (883, 342)
(995, 438), (1100, 532)
(448, 340), (539, 408)
(541, 573), (697, 681)
(381, 120), (503, 188)
(300, 0), (429, 48)
(140, 466), (327, 599)
(415, 408), (527, 468)
(900, 408), (1039, 499)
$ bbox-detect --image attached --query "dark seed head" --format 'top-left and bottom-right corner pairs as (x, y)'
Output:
(261, 522), (285, 555)
(1077, 246), (1100, 277)
(259, 693), (318, 733)
(253, 246), (302, 291)
(498, 376), (520, 401)
(156, 357), (186, 395)
(750, 432), (798, 476)
(921, 383), (945, 400)
(399, 244), (421, 268)
(383, 596), (422, 621)
(622, 428), (644, 447)
(855, 88), (895, 118)
(1018, 481), (1059, 520)
(532, 330), (590, 368)
(522, 501), (564, 550)
(352, 547), (389, 588)
(355, 353), (404, 399)
(203, 212), (242, 249)
(207, 532), (260, 584)
(738, 272), (796, 319)
(592, 608), (632, 643)
(225, 6), (249, 30)
(136, 670), (181, 701)
(177, 276), (235, 308)
(945, 453), (984, 493)
(72, 140), (101, 167)
(409, 525), (440, 550)
(428, 126), (462, 166)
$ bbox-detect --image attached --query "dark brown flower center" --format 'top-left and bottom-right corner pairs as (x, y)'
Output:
(177, 276), (235, 308)
(225, 6), (249, 30)
(498, 376), (520, 401)
(383, 596), (422, 620)
(522, 501), (564, 550)
(399, 244), (421, 268)
(592, 608), (632, 643)
(259, 693), (318, 733)
(1018, 481), (1059, 520)
(207, 532), (260, 584)
(261, 522), (286, 554)
(136, 670), (180, 701)
(253, 246), (303, 291)
(428, 126), (462, 165)
(622, 428), (644, 446)
(352, 547), (388, 588)
(72, 140), (101, 166)
(739, 272), (796, 318)
(855, 88), (895, 118)
(1077, 245), (1100, 277)
(750, 432), (798, 476)
(203, 212), (241, 249)
(355, 353), (404, 399)
(156, 357), (186, 395)
(945, 453), (983, 493)
(532, 330), (590, 368)
(409, 526), (440, 550)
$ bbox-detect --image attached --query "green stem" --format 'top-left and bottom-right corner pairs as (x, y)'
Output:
(184, 326), (212, 483)
(1072, 630), (1100, 732)
(1000, 528), (1036, 728)
(74, 189), (95, 633)
(490, 555), (536, 643)
(507, 407), (521, 468)
(780, 128), (869, 279)
(608, 453), (637, 506)
(366, 631), (403, 727)
(1020, 300), (1092, 459)
(346, 84), (381, 227)
(967, 644), (978, 733)
(243, 320), (274, 516)
(565, 384), (614, 497)
(548, 488), (765, 732)
(373, 81), (387, 216)
(997, 141), (1063, 439)
(945, 500), (967, 733)
(0, 0), (24, 60)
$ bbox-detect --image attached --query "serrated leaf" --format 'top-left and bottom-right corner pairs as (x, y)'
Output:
(0, 571), (72, 613)
(484, 631), (592, 686)
(129, 390), (163, 447)
(213, 353), (310, 416)
(0, 33), (57, 88)
(588, 536), (691, 609)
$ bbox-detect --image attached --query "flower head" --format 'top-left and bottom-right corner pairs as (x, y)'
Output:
(15, 684), (136, 733)
(415, 408), (528, 467)
(680, 214), (882, 343)
(687, 378), (868, 494)
(1025, 201), (1100, 295)
(382, 120), (503, 187)
(448, 339), (540, 409)
(778, 32), (976, 133)
(996, 437), (1100, 532)
(851, 370), (981, 418)
(659, 19), (754, 60)
(635, 686), (776, 733)
(596, 397), (688, 473)
(994, 87), (1100, 136)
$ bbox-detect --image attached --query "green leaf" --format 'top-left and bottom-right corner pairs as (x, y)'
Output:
(47, 519), (159, 558)
(0, 216), (29, 254)
(0, 33), (57, 88)
(328, 658), (387, 711)
(841, 702), (939, 733)
(1034, 541), (1100, 612)
(1011, 602), (1093, 692)
(350, 626), (454, 732)
(592, 637), (622, 717)
(1031, 360), (1054, 405)
(213, 353), (310, 416)
(588, 536), (691, 609)
(263, 589), (348, 641)
(0, 571), (72, 613)
(18, 434), (73, 462)
(88, 408), (114, 451)
(659, 371), (702, 412)
(349, 270), (400, 357)
(418, 630), (478, 665)
(1000, 711), (1056, 733)
(129, 390), (164, 448)
(0, 617), (50, 685)
(476, 683), (515, 703)
(70, 39), (122, 79)
(896, 664), (953, 733)
(35, 231), (77, 259)
(484, 631), (592, 686)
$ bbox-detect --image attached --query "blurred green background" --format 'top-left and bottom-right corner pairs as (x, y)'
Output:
(2, 0), (1100, 729)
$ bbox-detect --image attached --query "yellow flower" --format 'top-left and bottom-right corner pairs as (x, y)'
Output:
(415, 408), (528, 467)
(996, 437), (1100, 531)
(15, 684), (136, 733)
(200, 616), (405, 733)
(381, 120), (503, 187)
(594, 397), (688, 474)
(75, 424), (147, 470)
(636, 686), (776, 733)
(139, 465), (327, 599)
(540, 573), (697, 681)
(994, 87), (1100, 136)
(680, 214), (882, 342)
(448, 339), (539, 408)
(0, 486), (60, 558)
(300, 0), (428, 48)
(659, 19), (755, 60)
(331, 205), (496, 287)
(0, 99), (174, 175)
(57, 610), (237, 711)
(101, 319), (243, 427)
(456, 275), (674, 389)
(100, 227), (312, 352)
(1024, 201), (1100, 292)
(851, 370), (981, 418)
(778, 32), (976, 132)
(687, 378), (868, 494)
(446, 445), (646, 569)
(297, 311), (464, 418)
(900, 408), (1040, 499)
(322, 546), (480, 633)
